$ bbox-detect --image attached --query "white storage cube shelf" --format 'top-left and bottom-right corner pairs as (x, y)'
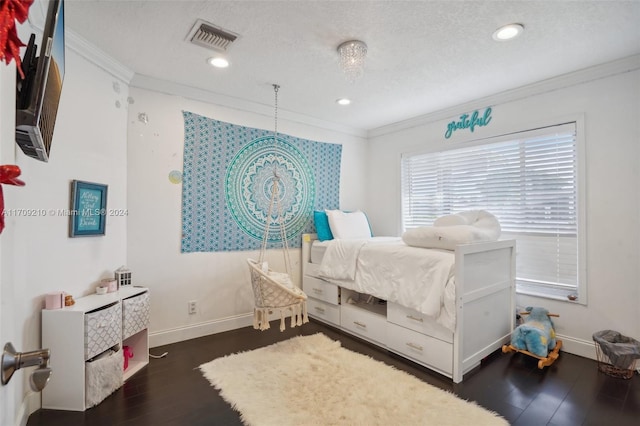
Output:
(42, 287), (150, 411)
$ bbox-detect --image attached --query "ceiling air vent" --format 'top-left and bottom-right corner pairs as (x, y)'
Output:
(187, 20), (238, 52)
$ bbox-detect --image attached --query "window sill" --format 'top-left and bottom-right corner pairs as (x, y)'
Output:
(516, 285), (584, 305)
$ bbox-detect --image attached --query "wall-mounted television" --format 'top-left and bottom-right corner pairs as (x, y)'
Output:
(15, 0), (65, 163)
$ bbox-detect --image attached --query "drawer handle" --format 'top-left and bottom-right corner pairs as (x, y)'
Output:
(353, 321), (367, 328)
(406, 315), (424, 323)
(406, 342), (424, 352)
(312, 288), (323, 294)
(314, 306), (326, 313)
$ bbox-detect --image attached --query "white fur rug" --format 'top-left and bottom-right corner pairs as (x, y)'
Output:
(199, 333), (508, 425)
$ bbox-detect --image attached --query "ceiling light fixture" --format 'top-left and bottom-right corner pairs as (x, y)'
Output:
(208, 57), (229, 68)
(336, 98), (351, 106)
(492, 24), (524, 41)
(337, 40), (367, 84)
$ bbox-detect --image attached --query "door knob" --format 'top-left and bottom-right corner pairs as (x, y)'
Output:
(1, 342), (52, 391)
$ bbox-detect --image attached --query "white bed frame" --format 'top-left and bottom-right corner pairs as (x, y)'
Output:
(301, 233), (516, 383)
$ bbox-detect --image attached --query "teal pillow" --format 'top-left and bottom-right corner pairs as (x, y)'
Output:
(314, 210), (334, 241)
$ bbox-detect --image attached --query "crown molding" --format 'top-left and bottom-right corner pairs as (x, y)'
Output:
(129, 74), (367, 138)
(62, 27), (364, 137)
(66, 28), (135, 84)
(368, 54), (640, 139)
(26, 1), (133, 83)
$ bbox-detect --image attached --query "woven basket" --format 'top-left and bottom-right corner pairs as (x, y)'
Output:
(594, 342), (637, 379)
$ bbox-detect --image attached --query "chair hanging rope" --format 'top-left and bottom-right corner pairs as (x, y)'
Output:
(248, 84), (308, 331)
(258, 84), (292, 276)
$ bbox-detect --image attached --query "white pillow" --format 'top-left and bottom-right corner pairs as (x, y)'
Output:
(325, 210), (372, 239)
(261, 261), (294, 288)
(402, 225), (491, 250)
(402, 210), (501, 250)
(434, 210), (501, 240)
(268, 271), (294, 289)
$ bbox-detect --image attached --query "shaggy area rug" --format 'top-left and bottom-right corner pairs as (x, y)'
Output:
(199, 333), (508, 425)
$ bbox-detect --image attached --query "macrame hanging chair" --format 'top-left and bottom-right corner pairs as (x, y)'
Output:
(247, 84), (309, 332)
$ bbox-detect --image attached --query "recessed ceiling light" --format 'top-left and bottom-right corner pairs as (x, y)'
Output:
(336, 98), (351, 106)
(208, 57), (229, 68)
(492, 23), (524, 41)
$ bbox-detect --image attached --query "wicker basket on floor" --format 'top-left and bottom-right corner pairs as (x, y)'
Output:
(593, 336), (638, 379)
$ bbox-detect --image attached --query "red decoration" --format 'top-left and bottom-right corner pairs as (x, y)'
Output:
(123, 346), (133, 371)
(0, 165), (26, 234)
(0, 0), (34, 79)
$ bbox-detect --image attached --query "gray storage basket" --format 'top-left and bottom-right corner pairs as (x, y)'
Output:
(592, 330), (640, 379)
(85, 347), (123, 408)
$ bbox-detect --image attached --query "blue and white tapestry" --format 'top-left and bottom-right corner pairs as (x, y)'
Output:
(181, 111), (342, 253)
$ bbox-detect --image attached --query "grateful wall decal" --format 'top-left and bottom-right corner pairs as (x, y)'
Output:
(445, 107), (492, 139)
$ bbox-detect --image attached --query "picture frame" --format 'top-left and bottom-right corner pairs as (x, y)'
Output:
(69, 180), (108, 237)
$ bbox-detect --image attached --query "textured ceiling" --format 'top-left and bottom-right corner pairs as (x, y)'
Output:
(55, 1), (640, 132)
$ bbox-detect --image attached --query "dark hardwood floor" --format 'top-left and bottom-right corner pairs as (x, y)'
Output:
(28, 319), (639, 425)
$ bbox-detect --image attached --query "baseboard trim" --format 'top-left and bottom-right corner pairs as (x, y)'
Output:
(18, 391), (40, 426)
(149, 320), (604, 369)
(149, 314), (254, 348)
(559, 333), (640, 373)
(555, 333), (596, 360)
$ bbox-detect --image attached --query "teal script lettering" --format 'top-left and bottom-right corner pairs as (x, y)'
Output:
(445, 107), (492, 139)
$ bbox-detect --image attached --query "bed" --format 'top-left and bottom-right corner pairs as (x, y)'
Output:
(301, 233), (516, 383)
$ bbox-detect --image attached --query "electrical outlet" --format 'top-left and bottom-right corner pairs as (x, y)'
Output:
(188, 300), (197, 315)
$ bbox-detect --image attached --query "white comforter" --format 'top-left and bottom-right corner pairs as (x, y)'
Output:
(318, 238), (457, 332)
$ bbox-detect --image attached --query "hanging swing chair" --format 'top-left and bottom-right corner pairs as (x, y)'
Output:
(248, 84), (308, 332)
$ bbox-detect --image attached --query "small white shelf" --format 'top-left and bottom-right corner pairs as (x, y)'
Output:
(42, 287), (150, 411)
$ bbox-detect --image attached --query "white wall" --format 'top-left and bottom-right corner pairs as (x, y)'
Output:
(126, 87), (368, 347)
(0, 42), (129, 426)
(367, 60), (640, 359)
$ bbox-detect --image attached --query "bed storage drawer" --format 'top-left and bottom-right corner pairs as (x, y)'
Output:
(307, 298), (340, 326)
(303, 276), (339, 305)
(122, 291), (150, 339)
(387, 322), (453, 376)
(341, 304), (387, 345)
(387, 303), (453, 344)
(84, 302), (122, 361)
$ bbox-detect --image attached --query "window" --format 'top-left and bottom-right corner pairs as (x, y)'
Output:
(401, 122), (585, 302)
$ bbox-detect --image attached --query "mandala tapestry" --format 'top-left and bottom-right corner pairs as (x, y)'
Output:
(181, 111), (342, 252)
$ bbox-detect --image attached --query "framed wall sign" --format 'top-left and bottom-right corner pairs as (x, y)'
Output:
(69, 180), (108, 237)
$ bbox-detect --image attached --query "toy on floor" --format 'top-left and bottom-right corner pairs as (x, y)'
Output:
(123, 346), (134, 371)
(502, 306), (562, 369)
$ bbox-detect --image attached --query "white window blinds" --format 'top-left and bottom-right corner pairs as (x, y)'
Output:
(401, 122), (582, 300)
